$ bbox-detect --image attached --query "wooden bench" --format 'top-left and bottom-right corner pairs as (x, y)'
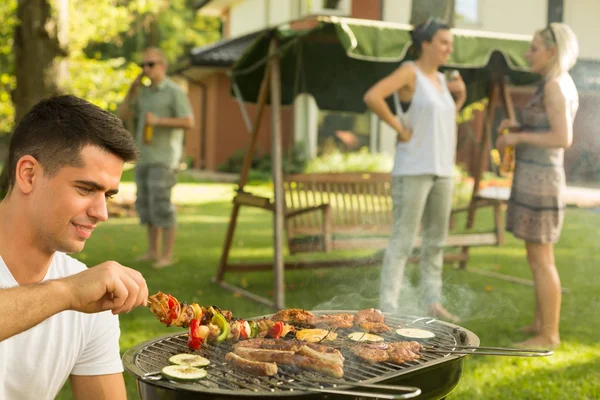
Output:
(233, 172), (506, 266)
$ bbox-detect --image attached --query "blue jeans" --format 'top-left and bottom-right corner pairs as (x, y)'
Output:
(379, 175), (454, 313)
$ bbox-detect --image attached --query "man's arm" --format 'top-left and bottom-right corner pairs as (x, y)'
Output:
(0, 280), (70, 342)
(0, 261), (147, 342)
(146, 114), (194, 129)
(118, 73), (143, 121)
(70, 374), (126, 400)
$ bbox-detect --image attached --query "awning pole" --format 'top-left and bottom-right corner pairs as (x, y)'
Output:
(231, 78), (253, 134)
(269, 37), (285, 310)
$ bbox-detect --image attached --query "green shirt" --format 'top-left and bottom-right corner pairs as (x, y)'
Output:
(134, 78), (192, 169)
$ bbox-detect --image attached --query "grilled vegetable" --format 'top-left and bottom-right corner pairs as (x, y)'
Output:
(296, 329), (338, 342)
(169, 354), (210, 367)
(348, 332), (384, 342)
(395, 328), (436, 340)
(187, 318), (210, 350)
(211, 313), (230, 343)
(161, 365), (208, 381)
(268, 321), (284, 339)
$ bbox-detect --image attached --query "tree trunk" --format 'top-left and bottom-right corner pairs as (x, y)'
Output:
(12, 0), (65, 123)
(2, 0), (65, 197)
(410, 0), (456, 27)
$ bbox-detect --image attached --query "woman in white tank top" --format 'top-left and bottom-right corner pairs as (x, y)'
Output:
(364, 17), (466, 322)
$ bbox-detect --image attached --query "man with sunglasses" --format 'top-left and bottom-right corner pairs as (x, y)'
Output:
(119, 48), (194, 269)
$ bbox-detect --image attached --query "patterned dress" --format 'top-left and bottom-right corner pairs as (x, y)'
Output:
(505, 81), (566, 244)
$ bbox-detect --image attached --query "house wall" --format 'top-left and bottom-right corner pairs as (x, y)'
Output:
(564, 0), (600, 60)
(190, 73), (295, 171)
(229, 0), (294, 37)
(186, 82), (204, 168)
(455, 0), (546, 34)
(351, 0), (382, 20)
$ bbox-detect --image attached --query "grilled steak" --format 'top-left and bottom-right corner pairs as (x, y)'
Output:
(233, 347), (296, 364)
(225, 352), (278, 376)
(309, 314), (354, 329)
(272, 309), (315, 325)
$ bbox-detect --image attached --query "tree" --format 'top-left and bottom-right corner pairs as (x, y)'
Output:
(410, 0), (456, 26)
(12, 0), (66, 123)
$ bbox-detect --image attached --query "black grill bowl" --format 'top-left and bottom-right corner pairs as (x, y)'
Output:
(123, 311), (480, 399)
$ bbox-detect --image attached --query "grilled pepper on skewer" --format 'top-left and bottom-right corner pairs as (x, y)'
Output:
(148, 292), (295, 350)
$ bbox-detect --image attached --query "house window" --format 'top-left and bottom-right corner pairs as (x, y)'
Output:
(301, 0), (352, 17)
(455, 0), (480, 25)
(317, 110), (370, 155)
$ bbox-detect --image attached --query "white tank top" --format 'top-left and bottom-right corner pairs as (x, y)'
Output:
(392, 62), (457, 177)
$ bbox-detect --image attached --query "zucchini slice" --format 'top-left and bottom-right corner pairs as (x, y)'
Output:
(161, 365), (208, 382)
(395, 328), (436, 339)
(169, 353), (210, 367)
(347, 332), (384, 342)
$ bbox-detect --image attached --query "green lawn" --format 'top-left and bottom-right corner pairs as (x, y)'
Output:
(57, 183), (600, 400)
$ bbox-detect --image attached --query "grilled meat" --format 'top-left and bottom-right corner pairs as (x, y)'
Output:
(350, 343), (390, 364)
(232, 338), (345, 377)
(233, 347), (296, 364)
(272, 309), (315, 325)
(353, 308), (392, 333)
(291, 354), (344, 379)
(349, 341), (422, 365)
(386, 341), (422, 364)
(309, 313), (355, 329)
(225, 352), (278, 376)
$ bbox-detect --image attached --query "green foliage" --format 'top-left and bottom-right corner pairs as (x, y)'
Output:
(305, 147), (393, 173)
(217, 144), (308, 183)
(62, 57), (141, 113)
(0, 0), (17, 134)
(0, 0), (221, 135)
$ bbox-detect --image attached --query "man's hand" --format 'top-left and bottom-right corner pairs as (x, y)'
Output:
(63, 261), (148, 315)
(145, 112), (160, 127)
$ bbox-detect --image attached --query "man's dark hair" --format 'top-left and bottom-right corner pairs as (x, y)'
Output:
(5, 94), (138, 193)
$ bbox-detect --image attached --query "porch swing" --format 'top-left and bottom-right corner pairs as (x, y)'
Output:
(213, 17), (540, 309)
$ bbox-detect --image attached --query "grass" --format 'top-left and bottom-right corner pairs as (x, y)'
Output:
(57, 183), (600, 400)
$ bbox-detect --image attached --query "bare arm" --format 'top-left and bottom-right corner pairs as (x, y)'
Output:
(447, 74), (467, 112)
(513, 79), (577, 149)
(0, 280), (70, 342)
(118, 73), (144, 121)
(155, 115), (194, 130)
(71, 374), (126, 400)
(363, 64), (415, 142)
(0, 262), (147, 342)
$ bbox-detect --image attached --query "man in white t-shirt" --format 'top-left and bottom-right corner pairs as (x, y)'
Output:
(0, 95), (149, 399)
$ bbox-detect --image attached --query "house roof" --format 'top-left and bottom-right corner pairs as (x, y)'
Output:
(188, 30), (266, 68)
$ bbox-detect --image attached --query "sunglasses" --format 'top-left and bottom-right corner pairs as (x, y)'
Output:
(139, 61), (160, 68)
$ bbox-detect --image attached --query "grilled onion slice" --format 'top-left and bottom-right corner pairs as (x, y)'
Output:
(296, 329), (338, 342)
(347, 332), (384, 342)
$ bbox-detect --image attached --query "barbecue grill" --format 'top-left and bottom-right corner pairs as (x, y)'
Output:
(123, 311), (538, 400)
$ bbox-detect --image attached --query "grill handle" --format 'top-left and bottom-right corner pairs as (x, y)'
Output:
(426, 345), (553, 357)
(301, 383), (422, 399)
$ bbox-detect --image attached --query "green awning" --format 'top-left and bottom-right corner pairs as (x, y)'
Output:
(231, 16), (540, 112)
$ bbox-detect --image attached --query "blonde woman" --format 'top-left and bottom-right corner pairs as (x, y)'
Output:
(496, 23), (579, 349)
(364, 18), (466, 322)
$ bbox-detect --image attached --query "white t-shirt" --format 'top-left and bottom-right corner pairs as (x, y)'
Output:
(0, 253), (123, 400)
